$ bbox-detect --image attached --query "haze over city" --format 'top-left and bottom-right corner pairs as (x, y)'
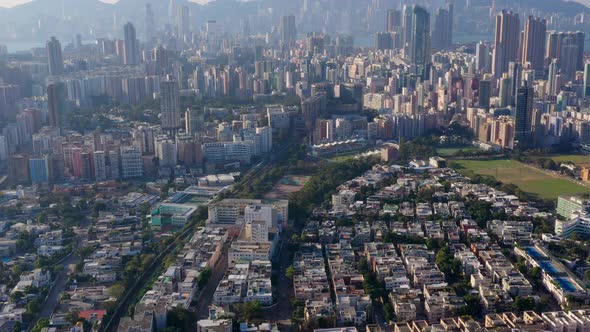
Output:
(0, 0), (212, 7)
(2, 1), (590, 332)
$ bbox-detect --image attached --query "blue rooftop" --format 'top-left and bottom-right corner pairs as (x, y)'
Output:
(555, 277), (578, 292)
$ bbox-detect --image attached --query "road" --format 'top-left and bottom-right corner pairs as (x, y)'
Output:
(195, 242), (229, 319)
(38, 253), (80, 320)
(33, 213), (91, 327)
(100, 214), (206, 332)
(262, 229), (294, 325)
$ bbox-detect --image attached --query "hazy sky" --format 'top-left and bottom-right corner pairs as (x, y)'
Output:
(0, 0), (210, 8)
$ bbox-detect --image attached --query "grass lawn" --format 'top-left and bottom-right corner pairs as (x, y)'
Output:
(450, 159), (590, 200)
(328, 152), (362, 163)
(549, 154), (590, 166)
(436, 146), (483, 157)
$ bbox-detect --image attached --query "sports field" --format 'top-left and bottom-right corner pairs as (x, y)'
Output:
(265, 175), (311, 199)
(328, 152), (363, 163)
(549, 154), (590, 167)
(436, 146), (483, 157)
(451, 159), (590, 200)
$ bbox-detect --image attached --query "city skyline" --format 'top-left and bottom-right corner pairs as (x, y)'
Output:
(1, 1), (590, 331)
(0, 0), (211, 8)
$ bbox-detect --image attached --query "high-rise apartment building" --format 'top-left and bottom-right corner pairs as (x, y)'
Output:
(432, 3), (453, 50)
(47, 82), (66, 130)
(492, 10), (520, 77)
(121, 145), (143, 179)
(93, 151), (107, 181)
(123, 22), (139, 66)
(515, 81), (534, 148)
(375, 32), (394, 50)
(280, 15), (297, 47)
(186, 108), (204, 134)
(29, 156), (49, 183)
(521, 16), (547, 73)
(387, 9), (402, 32)
(160, 76), (181, 137)
(546, 31), (585, 73)
(476, 42), (491, 72)
(408, 6), (431, 67)
(177, 5), (189, 39)
(46, 37), (64, 76)
(145, 4), (155, 44)
(584, 63), (590, 98)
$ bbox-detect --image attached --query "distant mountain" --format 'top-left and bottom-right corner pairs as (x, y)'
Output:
(572, 0), (590, 8)
(0, 0), (589, 47)
(486, 0), (588, 17)
(5, 0), (112, 20)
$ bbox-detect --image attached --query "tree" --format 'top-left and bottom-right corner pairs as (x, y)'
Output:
(513, 297), (535, 313)
(25, 299), (41, 314)
(285, 265), (295, 279)
(435, 246), (463, 282)
(31, 318), (50, 332)
(108, 283), (125, 299)
(9, 291), (24, 303)
(528, 267), (543, 288)
(383, 303), (395, 322)
(65, 310), (81, 325)
(166, 307), (195, 332)
(197, 268), (213, 289)
(234, 300), (262, 322)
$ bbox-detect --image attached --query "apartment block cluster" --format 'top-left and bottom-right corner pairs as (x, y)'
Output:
(213, 260), (272, 306)
(554, 195), (590, 237)
(387, 309), (590, 332)
(210, 198), (288, 309)
(5, 106), (276, 186)
(297, 161), (590, 329)
(309, 309), (590, 332)
(119, 227), (228, 332)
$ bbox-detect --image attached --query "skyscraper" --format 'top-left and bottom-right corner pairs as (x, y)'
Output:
(168, 0), (176, 21)
(177, 5), (189, 39)
(47, 83), (66, 130)
(387, 9), (402, 32)
(479, 79), (491, 109)
(492, 10), (520, 77)
(402, 5), (414, 58)
(546, 31), (585, 72)
(123, 22), (138, 66)
(521, 16), (547, 73)
(476, 42), (491, 72)
(375, 32), (394, 50)
(408, 6), (431, 67)
(280, 15), (297, 47)
(160, 76), (181, 137)
(508, 62), (522, 105)
(548, 59), (559, 96)
(432, 3), (453, 50)
(584, 63), (590, 98)
(145, 4), (155, 44)
(498, 74), (512, 107)
(46, 37), (64, 76)
(515, 81), (533, 148)
(559, 35), (582, 81)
